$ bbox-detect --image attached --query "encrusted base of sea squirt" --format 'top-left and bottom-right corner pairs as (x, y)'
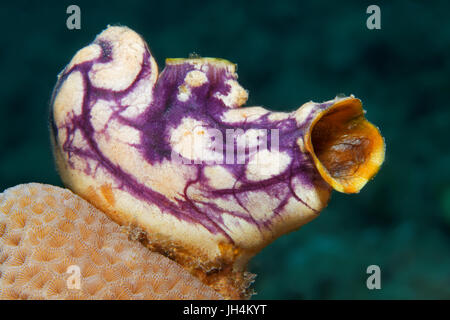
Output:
(50, 26), (385, 299)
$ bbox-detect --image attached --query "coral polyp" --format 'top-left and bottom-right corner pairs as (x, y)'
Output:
(50, 26), (385, 298)
(0, 183), (222, 300)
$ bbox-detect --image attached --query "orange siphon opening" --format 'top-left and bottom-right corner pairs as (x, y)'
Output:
(305, 98), (385, 193)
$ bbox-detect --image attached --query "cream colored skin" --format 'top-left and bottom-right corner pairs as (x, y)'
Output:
(51, 26), (383, 272)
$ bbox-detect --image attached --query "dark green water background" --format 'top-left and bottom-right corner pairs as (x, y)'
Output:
(0, 0), (449, 299)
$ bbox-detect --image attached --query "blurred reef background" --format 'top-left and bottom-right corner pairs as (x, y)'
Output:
(0, 0), (449, 299)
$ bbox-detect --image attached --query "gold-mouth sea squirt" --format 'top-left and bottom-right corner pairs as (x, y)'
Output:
(49, 26), (385, 299)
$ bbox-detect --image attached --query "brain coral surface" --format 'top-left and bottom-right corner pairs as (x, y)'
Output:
(0, 183), (222, 300)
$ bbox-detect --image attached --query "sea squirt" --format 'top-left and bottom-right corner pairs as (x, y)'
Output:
(50, 26), (385, 299)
